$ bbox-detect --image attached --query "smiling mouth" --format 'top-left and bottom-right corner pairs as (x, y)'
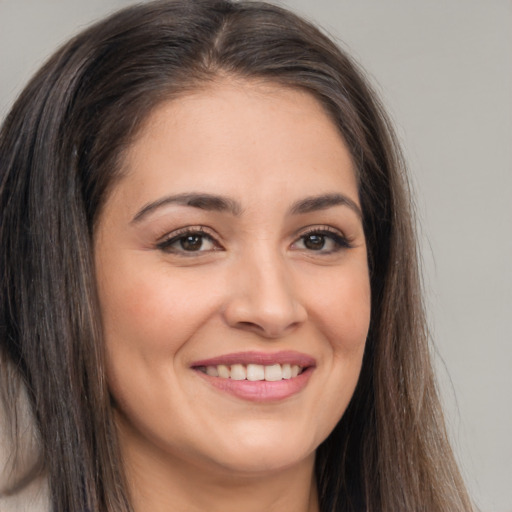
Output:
(196, 363), (304, 381)
(191, 352), (315, 401)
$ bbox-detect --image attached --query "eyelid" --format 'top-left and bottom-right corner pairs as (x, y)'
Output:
(154, 224), (353, 255)
(291, 225), (353, 251)
(295, 224), (349, 240)
(155, 225), (223, 253)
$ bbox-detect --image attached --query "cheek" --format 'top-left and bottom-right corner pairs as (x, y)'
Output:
(98, 267), (216, 421)
(102, 279), (173, 353)
(296, 270), (370, 450)
(99, 262), (217, 356)
(308, 263), (371, 356)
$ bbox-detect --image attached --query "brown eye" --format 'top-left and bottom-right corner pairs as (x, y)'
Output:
(180, 234), (204, 251)
(292, 228), (351, 254)
(303, 234), (326, 250)
(157, 229), (219, 254)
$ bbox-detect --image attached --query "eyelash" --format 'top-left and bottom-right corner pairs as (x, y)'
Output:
(293, 226), (353, 253)
(155, 225), (352, 256)
(156, 226), (220, 255)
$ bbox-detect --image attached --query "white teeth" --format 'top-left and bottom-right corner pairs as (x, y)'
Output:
(217, 364), (230, 379)
(246, 364), (265, 381)
(201, 363), (305, 381)
(206, 365), (218, 377)
(230, 364), (247, 380)
(264, 364), (283, 381)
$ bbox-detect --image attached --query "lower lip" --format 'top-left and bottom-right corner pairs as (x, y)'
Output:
(194, 367), (314, 402)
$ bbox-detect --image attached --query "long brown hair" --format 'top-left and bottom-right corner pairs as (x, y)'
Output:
(0, 1), (474, 510)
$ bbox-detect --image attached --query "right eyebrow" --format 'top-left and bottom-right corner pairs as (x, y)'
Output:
(131, 192), (243, 223)
(289, 193), (363, 219)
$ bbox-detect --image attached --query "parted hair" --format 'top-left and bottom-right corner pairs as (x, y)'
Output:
(0, 1), (474, 511)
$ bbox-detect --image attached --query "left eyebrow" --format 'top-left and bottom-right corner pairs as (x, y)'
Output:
(289, 193), (362, 219)
(131, 192), (243, 223)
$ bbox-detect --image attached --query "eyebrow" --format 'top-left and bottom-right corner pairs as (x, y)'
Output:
(131, 192), (243, 222)
(131, 191), (362, 223)
(289, 193), (362, 219)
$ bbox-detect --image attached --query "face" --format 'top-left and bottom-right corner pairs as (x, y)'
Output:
(94, 80), (371, 478)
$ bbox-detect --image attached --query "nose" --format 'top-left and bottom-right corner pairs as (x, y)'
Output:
(222, 251), (308, 338)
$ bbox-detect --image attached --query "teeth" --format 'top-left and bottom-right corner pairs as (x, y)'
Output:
(246, 364), (265, 381)
(217, 364), (230, 379)
(206, 365), (218, 377)
(230, 364), (247, 380)
(264, 364), (282, 381)
(200, 363), (304, 381)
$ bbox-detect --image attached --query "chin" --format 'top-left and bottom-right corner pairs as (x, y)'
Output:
(212, 448), (314, 476)
(200, 428), (318, 476)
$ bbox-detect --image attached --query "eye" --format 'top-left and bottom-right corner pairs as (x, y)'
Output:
(292, 228), (351, 254)
(156, 227), (220, 254)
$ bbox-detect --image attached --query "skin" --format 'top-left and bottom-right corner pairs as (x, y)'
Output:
(94, 79), (371, 512)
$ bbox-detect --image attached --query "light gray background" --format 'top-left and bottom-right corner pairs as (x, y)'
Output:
(0, 1), (510, 511)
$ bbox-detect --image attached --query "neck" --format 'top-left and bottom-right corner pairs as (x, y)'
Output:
(117, 418), (319, 512)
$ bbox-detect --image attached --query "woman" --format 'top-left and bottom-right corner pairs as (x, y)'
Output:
(0, 1), (475, 511)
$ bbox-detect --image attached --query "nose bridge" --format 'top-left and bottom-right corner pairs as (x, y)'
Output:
(224, 242), (307, 337)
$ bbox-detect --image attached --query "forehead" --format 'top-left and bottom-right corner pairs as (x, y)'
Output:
(111, 79), (358, 212)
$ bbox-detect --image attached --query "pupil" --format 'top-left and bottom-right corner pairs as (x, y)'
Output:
(181, 235), (202, 251)
(304, 234), (325, 250)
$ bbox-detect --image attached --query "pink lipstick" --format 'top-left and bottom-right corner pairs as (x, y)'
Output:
(191, 351), (315, 402)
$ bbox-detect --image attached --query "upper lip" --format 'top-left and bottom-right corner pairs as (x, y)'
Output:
(190, 351), (316, 368)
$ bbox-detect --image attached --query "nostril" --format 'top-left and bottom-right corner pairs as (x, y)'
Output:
(236, 321), (265, 332)
(236, 320), (302, 339)
(239, 321), (257, 328)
